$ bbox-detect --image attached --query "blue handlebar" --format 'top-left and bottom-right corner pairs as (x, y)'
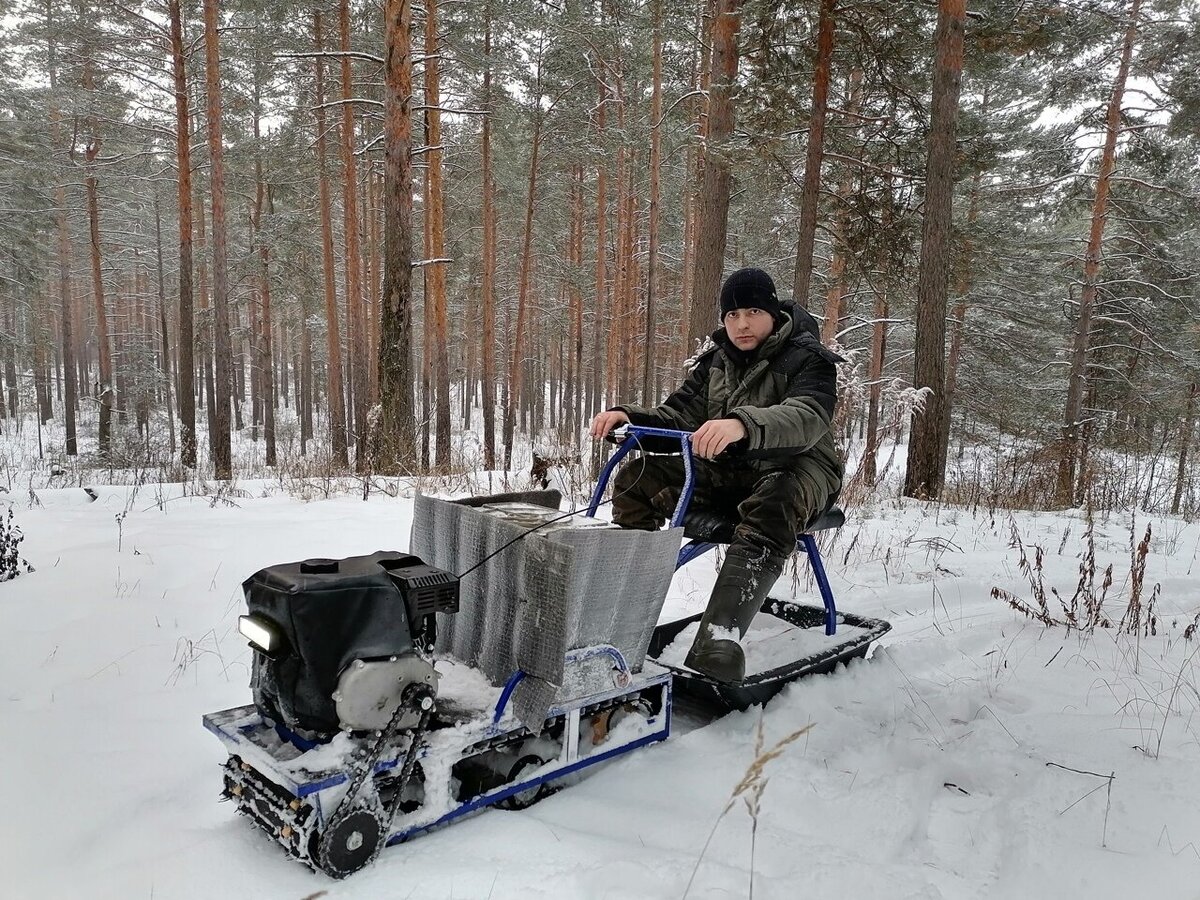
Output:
(585, 426), (697, 528)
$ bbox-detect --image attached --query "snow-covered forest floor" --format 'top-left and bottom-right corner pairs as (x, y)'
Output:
(2, 423), (1200, 899)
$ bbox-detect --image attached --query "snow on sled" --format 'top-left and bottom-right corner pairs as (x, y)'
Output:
(590, 425), (892, 713)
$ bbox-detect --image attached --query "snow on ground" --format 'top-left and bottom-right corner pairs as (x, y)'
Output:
(3, 477), (1200, 899)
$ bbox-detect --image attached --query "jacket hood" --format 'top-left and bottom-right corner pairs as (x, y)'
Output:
(780, 301), (822, 341)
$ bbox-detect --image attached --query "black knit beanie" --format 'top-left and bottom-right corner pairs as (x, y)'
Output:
(719, 268), (781, 319)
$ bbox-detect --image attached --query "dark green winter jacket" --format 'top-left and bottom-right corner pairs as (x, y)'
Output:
(616, 302), (844, 504)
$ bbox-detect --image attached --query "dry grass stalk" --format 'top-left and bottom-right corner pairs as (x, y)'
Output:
(683, 715), (815, 900)
(992, 517), (1054, 626)
(1119, 522), (1155, 635)
(1183, 610), (1200, 641)
(995, 515), (1169, 638)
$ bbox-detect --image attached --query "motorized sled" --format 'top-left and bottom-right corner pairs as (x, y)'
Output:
(203, 425), (888, 878)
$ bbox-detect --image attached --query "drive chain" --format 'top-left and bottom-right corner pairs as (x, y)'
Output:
(317, 683), (435, 877)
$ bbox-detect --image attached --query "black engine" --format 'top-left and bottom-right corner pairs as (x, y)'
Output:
(239, 550), (459, 736)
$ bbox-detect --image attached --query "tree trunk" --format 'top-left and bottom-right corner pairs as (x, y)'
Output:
(568, 166), (584, 434)
(84, 166), (111, 444)
(250, 56), (276, 468)
(280, 319), (290, 409)
(680, 0), (712, 357)
(300, 279), (314, 452)
(643, 0), (663, 405)
(377, 0), (417, 473)
(83, 57), (114, 457)
(168, 0), (196, 468)
(791, 0), (836, 309)
(339, 0), (368, 470)
(232, 306), (244, 432)
(248, 249), (261, 438)
(252, 146), (277, 466)
(359, 162), (372, 411)
(31, 294), (51, 424)
(1172, 382), (1197, 515)
(862, 164), (898, 487)
(687, 0), (742, 346)
(592, 77), (608, 417)
(55, 187), (76, 448)
(480, 3), (497, 469)
(202, 0), (234, 477)
(313, 10), (348, 467)
(902, 0), (965, 501)
(504, 56), (544, 470)
(4, 307), (18, 420)
(130, 255), (148, 436)
(1057, 0), (1142, 506)
(612, 88), (638, 404)
(154, 194), (176, 456)
(608, 102), (626, 411)
(193, 133), (217, 446)
(48, 5), (77, 455)
(113, 278), (126, 427)
(424, 0), (451, 470)
(260, 241), (276, 466)
(462, 289), (475, 428)
(420, 206), (431, 472)
(368, 167), (381, 407)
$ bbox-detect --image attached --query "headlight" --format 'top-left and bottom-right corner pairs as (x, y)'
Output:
(238, 615), (288, 659)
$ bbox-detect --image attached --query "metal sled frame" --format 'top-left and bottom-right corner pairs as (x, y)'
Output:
(204, 644), (671, 865)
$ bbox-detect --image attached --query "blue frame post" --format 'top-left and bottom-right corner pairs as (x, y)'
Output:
(800, 534), (838, 635)
(492, 645), (631, 725)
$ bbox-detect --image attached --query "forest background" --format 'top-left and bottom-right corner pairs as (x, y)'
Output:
(0, 0), (1197, 519)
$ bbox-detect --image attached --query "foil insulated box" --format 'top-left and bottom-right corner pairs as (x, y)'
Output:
(410, 490), (681, 729)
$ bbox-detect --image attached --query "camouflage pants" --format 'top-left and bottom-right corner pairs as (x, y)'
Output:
(610, 454), (828, 560)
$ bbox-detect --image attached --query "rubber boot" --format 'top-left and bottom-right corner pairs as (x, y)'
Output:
(684, 549), (785, 682)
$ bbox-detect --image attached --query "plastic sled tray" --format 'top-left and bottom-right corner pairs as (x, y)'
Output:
(648, 598), (891, 713)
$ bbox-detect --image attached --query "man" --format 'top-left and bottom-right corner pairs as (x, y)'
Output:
(589, 267), (843, 682)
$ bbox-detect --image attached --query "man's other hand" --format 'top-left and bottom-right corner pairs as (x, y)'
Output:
(691, 418), (747, 459)
(589, 409), (631, 440)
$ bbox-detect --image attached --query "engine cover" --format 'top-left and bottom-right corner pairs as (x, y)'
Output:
(334, 654), (438, 731)
(243, 550), (456, 735)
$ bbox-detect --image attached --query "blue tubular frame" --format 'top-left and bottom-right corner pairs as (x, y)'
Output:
(800, 534), (838, 636)
(586, 425), (839, 636)
(492, 644), (631, 725)
(587, 426), (697, 528)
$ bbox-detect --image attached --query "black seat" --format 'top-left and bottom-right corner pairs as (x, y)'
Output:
(805, 507), (846, 533)
(681, 505), (844, 545)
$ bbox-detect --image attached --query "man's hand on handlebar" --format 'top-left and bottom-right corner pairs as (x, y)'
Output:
(589, 409), (630, 440)
(691, 418), (747, 460)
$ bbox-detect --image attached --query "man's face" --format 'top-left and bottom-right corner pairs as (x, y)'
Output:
(723, 307), (775, 351)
